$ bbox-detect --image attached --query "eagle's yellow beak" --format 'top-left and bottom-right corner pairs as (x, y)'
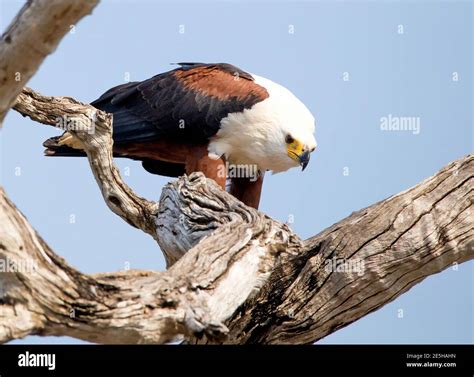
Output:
(287, 139), (311, 170)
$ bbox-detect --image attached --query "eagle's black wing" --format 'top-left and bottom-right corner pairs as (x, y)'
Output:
(91, 63), (269, 145)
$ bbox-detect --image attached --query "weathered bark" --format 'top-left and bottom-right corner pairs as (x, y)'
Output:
(223, 155), (473, 343)
(1, 127), (472, 343)
(14, 88), (161, 241)
(0, 174), (296, 344)
(0, 0), (99, 124)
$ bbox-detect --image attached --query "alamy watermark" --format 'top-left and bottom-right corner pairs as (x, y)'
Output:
(217, 162), (260, 182)
(55, 112), (96, 134)
(325, 258), (365, 276)
(18, 352), (55, 371)
(0, 257), (38, 274)
(380, 114), (421, 135)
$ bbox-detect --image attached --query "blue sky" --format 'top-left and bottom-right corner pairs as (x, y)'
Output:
(0, 0), (472, 344)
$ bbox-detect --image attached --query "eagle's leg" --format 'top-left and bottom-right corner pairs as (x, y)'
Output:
(185, 144), (226, 189)
(229, 174), (264, 209)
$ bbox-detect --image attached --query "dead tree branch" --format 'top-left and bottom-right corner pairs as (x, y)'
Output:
(0, 174), (297, 344)
(14, 88), (161, 242)
(0, 0), (99, 124)
(2, 86), (473, 343)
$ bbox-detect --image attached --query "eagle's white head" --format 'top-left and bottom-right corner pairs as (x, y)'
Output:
(208, 74), (317, 173)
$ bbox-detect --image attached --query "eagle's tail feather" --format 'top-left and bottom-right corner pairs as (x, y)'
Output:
(43, 135), (184, 178)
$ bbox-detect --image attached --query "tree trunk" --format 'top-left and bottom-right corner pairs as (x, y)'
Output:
(0, 0), (98, 124)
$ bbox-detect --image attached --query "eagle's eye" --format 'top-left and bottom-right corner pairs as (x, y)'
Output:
(285, 134), (294, 144)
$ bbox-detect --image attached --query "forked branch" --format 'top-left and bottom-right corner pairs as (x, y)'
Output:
(2, 87), (473, 343)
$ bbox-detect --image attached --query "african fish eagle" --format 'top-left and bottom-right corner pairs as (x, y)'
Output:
(44, 63), (317, 209)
